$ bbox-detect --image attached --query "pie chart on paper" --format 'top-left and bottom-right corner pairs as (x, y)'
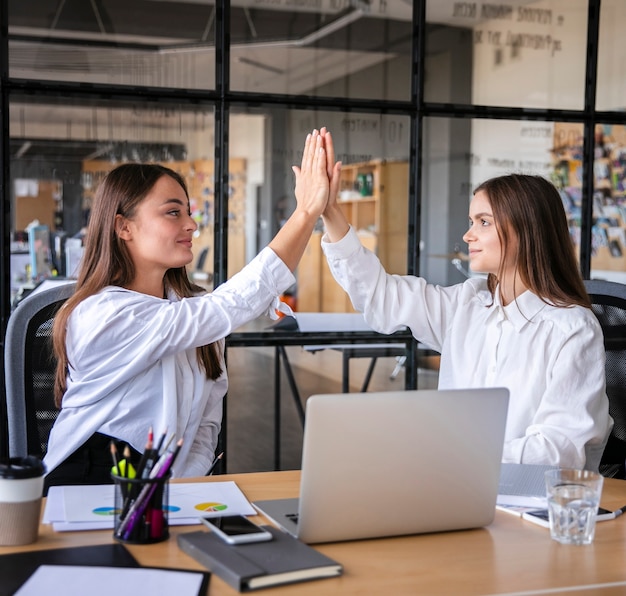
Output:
(93, 507), (119, 516)
(195, 502), (228, 512)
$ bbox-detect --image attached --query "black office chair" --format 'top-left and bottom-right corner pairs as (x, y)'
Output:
(4, 281), (76, 459)
(584, 279), (626, 479)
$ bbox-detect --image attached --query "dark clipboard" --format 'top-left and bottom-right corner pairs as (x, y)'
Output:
(0, 543), (210, 596)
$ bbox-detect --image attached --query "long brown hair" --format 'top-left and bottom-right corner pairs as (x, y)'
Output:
(53, 163), (222, 407)
(473, 174), (591, 308)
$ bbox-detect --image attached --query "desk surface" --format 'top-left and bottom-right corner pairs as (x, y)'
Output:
(4, 471), (626, 595)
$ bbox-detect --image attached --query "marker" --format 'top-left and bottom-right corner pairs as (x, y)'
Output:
(598, 504), (626, 521)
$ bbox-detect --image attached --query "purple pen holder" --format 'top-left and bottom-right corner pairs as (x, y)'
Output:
(112, 472), (171, 544)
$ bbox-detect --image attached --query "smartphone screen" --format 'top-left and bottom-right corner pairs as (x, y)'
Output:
(200, 515), (273, 544)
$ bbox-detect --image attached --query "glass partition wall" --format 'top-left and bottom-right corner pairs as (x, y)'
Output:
(2, 1), (625, 466)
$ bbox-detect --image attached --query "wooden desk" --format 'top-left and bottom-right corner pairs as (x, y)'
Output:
(4, 472), (626, 595)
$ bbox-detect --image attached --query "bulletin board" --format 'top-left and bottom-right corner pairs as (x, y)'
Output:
(552, 123), (626, 272)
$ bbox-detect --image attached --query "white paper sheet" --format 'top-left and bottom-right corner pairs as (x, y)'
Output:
(43, 481), (256, 531)
(15, 565), (205, 596)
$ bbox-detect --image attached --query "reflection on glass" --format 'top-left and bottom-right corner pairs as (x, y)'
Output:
(421, 117), (574, 286)
(8, 0), (414, 98)
(8, 1), (215, 89)
(231, 109), (410, 312)
(230, 0), (412, 100)
(597, 0), (626, 111)
(9, 100), (215, 302)
(425, 0), (587, 109)
(589, 124), (626, 279)
(551, 122), (626, 280)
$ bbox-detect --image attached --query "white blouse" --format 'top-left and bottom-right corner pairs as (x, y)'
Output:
(44, 247), (295, 478)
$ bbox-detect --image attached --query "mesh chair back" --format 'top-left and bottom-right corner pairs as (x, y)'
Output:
(5, 282), (76, 459)
(584, 279), (626, 479)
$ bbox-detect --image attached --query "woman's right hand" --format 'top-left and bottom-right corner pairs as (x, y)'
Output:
(320, 128), (350, 242)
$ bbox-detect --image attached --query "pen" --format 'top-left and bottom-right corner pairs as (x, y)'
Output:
(154, 428), (168, 454)
(600, 504), (626, 520)
(157, 432), (176, 459)
(207, 451), (224, 476)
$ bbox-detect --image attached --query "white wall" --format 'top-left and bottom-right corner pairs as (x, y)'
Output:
(469, 0), (586, 187)
(472, 0), (588, 110)
(595, 0), (626, 111)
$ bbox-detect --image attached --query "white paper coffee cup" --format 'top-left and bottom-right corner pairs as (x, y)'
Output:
(0, 456), (46, 546)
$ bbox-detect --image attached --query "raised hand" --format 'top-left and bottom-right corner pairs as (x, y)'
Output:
(291, 129), (329, 219)
(268, 129), (332, 272)
(318, 128), (349, 242)
(319, 127), (342, 212)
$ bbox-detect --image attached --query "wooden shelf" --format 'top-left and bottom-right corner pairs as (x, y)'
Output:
(297, 159), (409, 312)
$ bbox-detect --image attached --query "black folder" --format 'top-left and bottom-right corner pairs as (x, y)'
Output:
(0, 544), (138, 596)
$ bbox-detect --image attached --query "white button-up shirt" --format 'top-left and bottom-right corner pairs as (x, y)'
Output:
(44, 247), (295, 478)
(322, 227), (612, 470)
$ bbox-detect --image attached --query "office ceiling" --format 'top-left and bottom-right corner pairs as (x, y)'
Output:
(9, 0), (413, 51)
(7, 0), (415, 162)
(7, 0), (537, 163)
(8, 0), (413, 79)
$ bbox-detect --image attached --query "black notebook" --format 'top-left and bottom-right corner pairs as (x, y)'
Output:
(177, 526), (342, 591)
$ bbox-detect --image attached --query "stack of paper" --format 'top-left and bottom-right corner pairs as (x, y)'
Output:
(497, 463), (556, 508)
(16, 566), (207, 596)
(43, 481), (256, 531)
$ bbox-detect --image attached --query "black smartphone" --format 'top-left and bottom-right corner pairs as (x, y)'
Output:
(200, 515), (273, 545)
(522, 507), (613, 528)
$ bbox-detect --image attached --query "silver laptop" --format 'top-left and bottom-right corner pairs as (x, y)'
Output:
(254, 387), (510, 544)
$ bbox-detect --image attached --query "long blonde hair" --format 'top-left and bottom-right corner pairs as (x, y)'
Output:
(53, 163), (222, 407)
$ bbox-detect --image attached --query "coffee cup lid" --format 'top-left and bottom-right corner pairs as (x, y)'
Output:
(0, 456), (46, 479)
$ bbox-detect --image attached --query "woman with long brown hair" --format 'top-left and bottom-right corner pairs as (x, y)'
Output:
(321, 143), (612, 470)
(43, 129), (331, 489)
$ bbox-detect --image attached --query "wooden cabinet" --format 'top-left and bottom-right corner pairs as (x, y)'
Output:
(297, 160), (409, 312)
(81, 158), (246, 283)
(14, 180), (62, 232)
